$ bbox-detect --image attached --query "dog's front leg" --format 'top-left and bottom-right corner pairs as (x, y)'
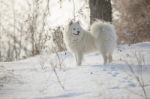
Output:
(75, 52), (83, 66)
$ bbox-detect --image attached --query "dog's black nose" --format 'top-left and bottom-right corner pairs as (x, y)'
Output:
(77, 31), (80, 34)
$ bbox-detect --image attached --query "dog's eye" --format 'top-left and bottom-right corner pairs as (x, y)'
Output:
(73, 28), (76, 30)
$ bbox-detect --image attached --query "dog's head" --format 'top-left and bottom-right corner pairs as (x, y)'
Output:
(68, 21), (82, 36)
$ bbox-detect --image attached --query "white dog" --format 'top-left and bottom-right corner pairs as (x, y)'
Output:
(64, 20), (117, 65)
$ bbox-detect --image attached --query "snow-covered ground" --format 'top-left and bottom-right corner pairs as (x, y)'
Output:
(0, 42), (150, 99)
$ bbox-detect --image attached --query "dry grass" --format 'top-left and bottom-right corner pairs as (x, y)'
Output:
(0, 65), (22, 89)
(125, 52), (149, 98)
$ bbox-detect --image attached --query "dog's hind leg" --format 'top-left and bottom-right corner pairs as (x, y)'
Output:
(108, 53), (112, 63)
(102, 53), (107, 65)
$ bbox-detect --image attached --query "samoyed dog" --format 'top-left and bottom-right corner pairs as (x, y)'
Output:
(64, 20), (117, 65)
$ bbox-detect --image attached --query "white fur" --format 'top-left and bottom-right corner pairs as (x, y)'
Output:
(64, 20), (117, 65)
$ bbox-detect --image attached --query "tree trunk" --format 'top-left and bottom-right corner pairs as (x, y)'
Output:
(89, 0), (112, 24)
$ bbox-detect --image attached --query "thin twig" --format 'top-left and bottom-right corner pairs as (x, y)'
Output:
(72, 0), (76, 21)
(53, 66), (65, 90)
(125, 52), (148, 98)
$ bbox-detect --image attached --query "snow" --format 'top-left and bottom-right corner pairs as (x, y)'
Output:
(0, 42), (150, 99)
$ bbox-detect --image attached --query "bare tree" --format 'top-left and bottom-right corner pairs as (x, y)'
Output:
(89, 0), (112, 24)
(0, 0), (52, 61)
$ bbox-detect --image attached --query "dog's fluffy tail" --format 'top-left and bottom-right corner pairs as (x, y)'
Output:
(90, 20), (117, 41)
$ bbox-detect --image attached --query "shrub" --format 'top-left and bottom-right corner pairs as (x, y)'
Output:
(113, 0), (150, 43)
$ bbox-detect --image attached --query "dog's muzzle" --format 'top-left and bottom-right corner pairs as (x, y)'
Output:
(73, 31), (80, 35)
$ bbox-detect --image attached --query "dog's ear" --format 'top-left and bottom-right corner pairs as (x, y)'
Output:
(69, 21), (73, 26)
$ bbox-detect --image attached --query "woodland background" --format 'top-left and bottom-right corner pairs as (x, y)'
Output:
(0, 0), (150, 62)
